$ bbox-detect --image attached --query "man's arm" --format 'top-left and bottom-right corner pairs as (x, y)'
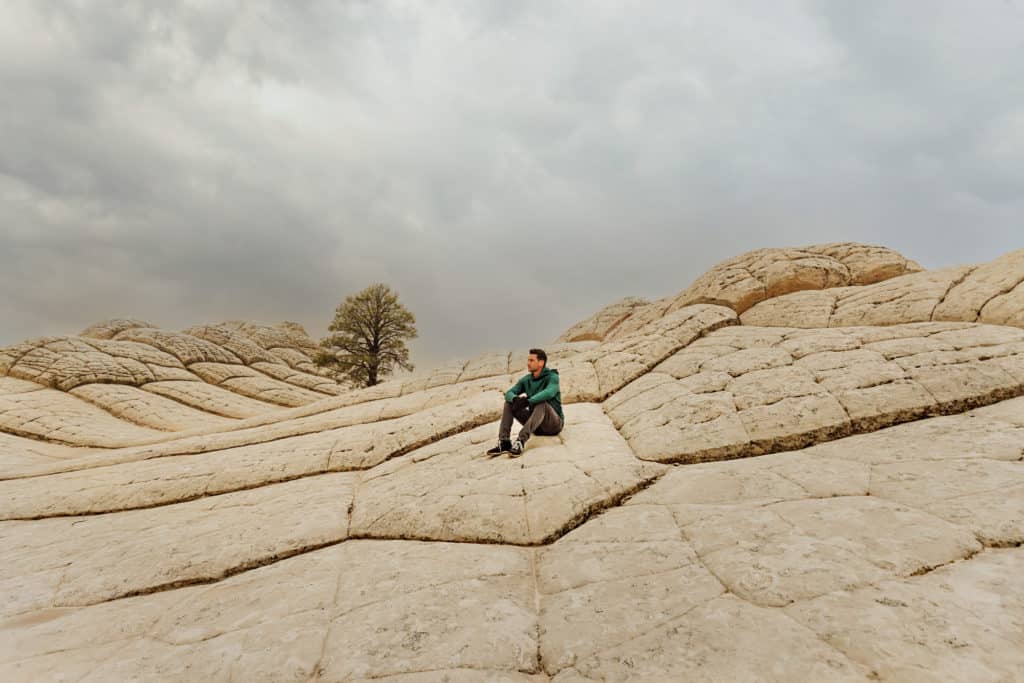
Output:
(527, 373), (559, 405)
(504, 377), (525, 402)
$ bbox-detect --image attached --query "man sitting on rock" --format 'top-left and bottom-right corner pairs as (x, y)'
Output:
(487, 348), (564, 457)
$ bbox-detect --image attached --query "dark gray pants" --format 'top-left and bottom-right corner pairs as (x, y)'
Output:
(499, 396), (564, 443)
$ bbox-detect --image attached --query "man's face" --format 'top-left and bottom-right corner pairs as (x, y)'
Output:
(526, 354), (544, 374)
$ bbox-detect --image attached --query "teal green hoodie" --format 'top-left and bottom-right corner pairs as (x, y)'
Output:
(505, 367), (563, 420)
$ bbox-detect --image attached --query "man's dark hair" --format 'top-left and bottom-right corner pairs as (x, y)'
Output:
(529, 348), (547, 363)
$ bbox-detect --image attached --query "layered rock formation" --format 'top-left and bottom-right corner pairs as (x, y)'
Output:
(0, 320), (338, 449)
(1, 243), (1022, 681)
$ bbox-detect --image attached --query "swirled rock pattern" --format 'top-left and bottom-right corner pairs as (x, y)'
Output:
(1, 244), (1022, 682)
(0, 319), (343, 446)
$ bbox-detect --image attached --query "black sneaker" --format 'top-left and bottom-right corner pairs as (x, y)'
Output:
(509, 440), (524, 457)
(486, 439), (512, 456)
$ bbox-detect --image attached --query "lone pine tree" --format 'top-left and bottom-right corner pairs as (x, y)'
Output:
(317, 283), (418, 387)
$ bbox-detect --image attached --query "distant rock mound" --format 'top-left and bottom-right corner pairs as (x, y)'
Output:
(557, 296), (651, 343)
(79, 318), (155, 340)
(742, 248), (1024, 329)
(558, 242), (922, 342)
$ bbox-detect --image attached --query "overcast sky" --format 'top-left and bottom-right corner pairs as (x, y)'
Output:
(2, 1), (1022, 368)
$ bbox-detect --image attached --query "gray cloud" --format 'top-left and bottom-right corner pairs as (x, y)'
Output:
(1, 1), (1022, 368)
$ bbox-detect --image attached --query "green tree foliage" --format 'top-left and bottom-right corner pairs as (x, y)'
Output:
(316, 283), (418, 387)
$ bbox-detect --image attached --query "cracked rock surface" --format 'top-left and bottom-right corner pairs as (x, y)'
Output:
(350, 404), (666, 544)
(606, 322), (1024, 463)
(1, 244), (1022, 681)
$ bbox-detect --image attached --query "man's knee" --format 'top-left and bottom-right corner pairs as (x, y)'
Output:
(536, 401), (563, 435)
(536, 400), (557, 416)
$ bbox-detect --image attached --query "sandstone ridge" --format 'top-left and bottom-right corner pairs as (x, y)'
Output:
(1, 243), (1022, 682)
